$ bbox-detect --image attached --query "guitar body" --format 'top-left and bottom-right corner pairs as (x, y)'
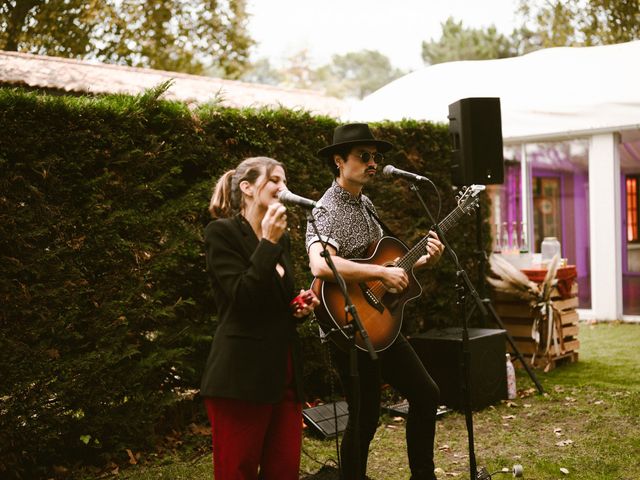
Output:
(311, 236), (422, 352)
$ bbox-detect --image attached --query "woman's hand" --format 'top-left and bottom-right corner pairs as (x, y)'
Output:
(291, 289), (320, 318)
(261, 202), (288, 244)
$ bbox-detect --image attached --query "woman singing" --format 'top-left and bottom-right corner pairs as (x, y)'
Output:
(201, 156), (319, 479)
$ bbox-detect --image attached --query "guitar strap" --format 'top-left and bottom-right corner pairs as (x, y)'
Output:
(364, 205), (400, 239)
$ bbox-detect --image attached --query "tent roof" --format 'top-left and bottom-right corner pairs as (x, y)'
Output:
(348, 41), (640, 142)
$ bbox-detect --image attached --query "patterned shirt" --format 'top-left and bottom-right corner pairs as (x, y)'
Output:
(305, 180), (383, 259)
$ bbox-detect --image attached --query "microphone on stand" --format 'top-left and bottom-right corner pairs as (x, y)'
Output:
(277, 189), (317, 209)
(382, 164), (430, 183)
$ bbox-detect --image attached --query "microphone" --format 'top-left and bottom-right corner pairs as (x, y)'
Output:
(277, 189), (317, 209)
(382, 165), (430, 183)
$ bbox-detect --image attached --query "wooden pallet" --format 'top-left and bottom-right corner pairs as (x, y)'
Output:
(539, 350), (579, 372)
(492, 284), (580, 371)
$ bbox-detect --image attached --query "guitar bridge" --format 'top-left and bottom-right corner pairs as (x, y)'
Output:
(358, 283), (385, 313)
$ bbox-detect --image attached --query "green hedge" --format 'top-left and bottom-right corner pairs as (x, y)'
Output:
(0, 85), (490, 478)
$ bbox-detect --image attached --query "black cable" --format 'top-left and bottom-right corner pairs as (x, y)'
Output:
(424, 177), (443, 221)
(297, 321), (342, 478)
(300, 446), (339, 469)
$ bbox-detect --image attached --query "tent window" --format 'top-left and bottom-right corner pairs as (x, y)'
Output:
(627, 176), (639, 243)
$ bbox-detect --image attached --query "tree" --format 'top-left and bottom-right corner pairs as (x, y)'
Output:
(314, 50), (406, 99)
(0, 0), (254, 77)
(421, 17), (519, 65)
(240, 49), (405, 99)
(517, 0), (640, 48)
(238, 58), (284, 86)
(278, 49), (318, 90)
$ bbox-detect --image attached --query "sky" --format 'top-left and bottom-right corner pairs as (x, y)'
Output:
(246, 0), (521, 71)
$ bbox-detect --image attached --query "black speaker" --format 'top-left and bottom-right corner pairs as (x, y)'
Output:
(409, 328), (507, 411)
(302, 401), (348, 438)
(448, 97), (504, 186)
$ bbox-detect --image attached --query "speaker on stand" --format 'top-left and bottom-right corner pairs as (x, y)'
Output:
(441, 97), (537, 479)
(448, 97), (504, 187)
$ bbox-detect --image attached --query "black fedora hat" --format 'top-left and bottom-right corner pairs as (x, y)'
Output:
(317, 123), (393, 158)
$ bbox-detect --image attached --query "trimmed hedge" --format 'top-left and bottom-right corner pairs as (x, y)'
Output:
(0, 85), (490, 478)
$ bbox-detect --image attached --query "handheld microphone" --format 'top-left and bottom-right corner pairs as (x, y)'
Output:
(382, 165), (430, 183)
(277, 189), (317, 209)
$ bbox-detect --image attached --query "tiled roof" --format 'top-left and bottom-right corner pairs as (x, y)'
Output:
(0, 50), (348, 117)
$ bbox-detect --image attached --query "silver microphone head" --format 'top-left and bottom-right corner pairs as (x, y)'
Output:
(277, 189), (317, 209)
(382, 165), (395, 177)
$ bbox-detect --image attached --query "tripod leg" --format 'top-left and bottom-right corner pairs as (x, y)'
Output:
(484, 299), (545, 394)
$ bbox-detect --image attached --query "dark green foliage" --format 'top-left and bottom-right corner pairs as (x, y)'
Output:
(0, 86), (490, 477)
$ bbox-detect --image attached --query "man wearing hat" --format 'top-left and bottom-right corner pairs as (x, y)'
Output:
(305, 123), (444, 480)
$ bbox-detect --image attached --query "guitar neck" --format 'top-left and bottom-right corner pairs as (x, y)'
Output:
(397, 204), (468, 271)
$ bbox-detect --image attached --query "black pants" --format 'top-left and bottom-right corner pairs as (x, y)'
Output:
(333, 334), (440, 480)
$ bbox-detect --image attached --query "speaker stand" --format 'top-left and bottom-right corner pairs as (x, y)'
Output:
(410, 183), (487, 480)
(474, 205), (544, 394)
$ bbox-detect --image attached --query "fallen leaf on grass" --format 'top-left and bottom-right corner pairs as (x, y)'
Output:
(52, 465), (69, 475)
(126, 448), (138, 465)
(518, 387), (537, 398)
(502, 414), (516, 420)
(560, 467), (570, 474)
(188, 423), (211, 436)
(556, 439), (573, 447)
(554, 427), (563, 436)
(593, 400), (605, 405)
(438, 444), (451, 452)
(46, 348), (60, 359)
(108, 462), (119, 475)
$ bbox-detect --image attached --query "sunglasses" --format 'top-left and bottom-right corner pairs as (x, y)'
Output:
(354, 151), (385, 163)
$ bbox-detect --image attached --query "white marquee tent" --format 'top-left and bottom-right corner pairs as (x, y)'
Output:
(348, 41), (640, 141)
(350, 41), (640, 321)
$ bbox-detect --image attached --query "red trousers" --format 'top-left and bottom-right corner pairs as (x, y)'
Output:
(204, 390), (302, 480)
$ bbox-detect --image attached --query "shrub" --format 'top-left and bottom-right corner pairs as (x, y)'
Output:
(0, 86), (489, 477)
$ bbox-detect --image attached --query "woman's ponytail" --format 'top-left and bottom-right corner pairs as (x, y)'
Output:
(209, 169), (236, 218)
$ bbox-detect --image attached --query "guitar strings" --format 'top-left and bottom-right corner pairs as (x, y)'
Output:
(366, 204), (467, 301)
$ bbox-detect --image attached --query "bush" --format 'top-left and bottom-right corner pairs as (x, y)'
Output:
(0, 86), (489, 477)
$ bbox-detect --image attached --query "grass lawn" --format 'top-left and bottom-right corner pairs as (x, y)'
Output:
(82, 322), (640, 480)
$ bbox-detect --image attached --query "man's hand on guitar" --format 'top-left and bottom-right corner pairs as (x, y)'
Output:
(379, 265), (408, 294)
(416, 231), (445, 269)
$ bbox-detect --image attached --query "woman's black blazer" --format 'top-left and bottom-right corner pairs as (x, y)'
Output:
(199, 214), (304, 403)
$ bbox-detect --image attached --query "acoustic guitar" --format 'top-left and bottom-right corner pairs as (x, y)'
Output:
(310, 185), (484, 352)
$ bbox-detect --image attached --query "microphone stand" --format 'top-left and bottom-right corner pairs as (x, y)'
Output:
(409, 183), (486, 480)
(307, 210), (377, 480)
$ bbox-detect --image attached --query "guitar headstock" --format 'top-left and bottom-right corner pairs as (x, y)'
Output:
(455, 184), (485, 214)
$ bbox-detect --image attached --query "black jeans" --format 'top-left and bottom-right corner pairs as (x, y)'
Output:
(333, 334), (440, 480)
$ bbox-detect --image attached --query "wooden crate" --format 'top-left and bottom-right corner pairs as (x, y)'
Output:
(492, 273), (580, 372)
